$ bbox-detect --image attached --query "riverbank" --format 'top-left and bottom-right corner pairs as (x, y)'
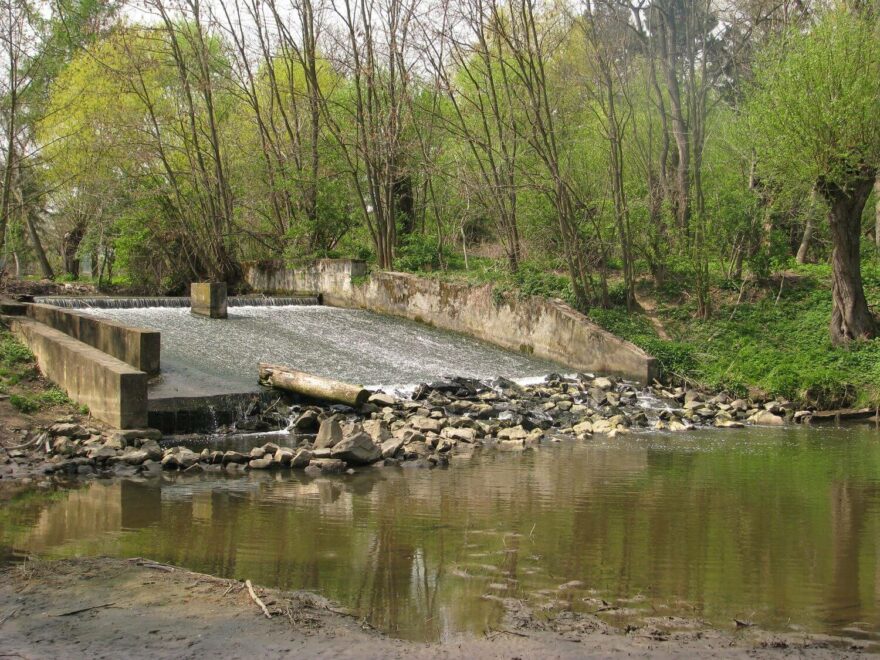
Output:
(0, 556), (867, 658)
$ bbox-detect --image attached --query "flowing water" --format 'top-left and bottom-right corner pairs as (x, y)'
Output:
(78, 305), (563, 396)
(2, 426), (880, 643)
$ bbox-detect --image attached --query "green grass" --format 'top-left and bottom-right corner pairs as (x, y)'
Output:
(0, 327), (72, 413)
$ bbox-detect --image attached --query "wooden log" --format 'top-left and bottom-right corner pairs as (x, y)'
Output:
(258, 363), (370, 408)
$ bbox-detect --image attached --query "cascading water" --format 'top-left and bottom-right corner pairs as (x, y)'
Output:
(34, 295), (320, 309)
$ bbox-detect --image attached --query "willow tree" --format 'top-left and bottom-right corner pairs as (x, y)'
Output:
(748, 10), (880, 344)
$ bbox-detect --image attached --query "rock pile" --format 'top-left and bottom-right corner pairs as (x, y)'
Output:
(7, 374), (813, 481)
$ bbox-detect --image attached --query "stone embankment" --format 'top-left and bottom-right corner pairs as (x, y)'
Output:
(3, 374), (815, 482)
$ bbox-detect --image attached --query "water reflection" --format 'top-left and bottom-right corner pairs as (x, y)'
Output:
(2, 426), (880, 642)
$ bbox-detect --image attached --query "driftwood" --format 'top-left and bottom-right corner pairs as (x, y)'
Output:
(258, 363), (370, 408)
(246, 580), (272, 619)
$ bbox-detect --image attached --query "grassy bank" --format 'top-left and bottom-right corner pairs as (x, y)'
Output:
(395, 247), (880, 409)
(0, 327), (73, 414)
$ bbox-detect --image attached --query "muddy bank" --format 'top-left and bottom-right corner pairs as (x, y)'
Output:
(0, 557), (865, 659)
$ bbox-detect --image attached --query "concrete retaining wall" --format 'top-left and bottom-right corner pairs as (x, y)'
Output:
(244, 260), (659, 383)
(26, 303), (160, 375)
(4, 316), (148, 428)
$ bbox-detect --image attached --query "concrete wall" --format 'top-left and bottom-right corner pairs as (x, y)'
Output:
(5, 316), (148, 428)
(244, 260), (659, 383)
(26, 303), (160, 375)
(191, 282), (228, 319)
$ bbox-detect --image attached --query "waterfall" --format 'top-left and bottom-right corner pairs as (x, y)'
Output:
(35, 295), (321, 309)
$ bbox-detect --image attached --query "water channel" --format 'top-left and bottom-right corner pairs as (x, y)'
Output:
(2, 426), (879, 643)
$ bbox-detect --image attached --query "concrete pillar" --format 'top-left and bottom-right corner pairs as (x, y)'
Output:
(191, 282), (227, 319)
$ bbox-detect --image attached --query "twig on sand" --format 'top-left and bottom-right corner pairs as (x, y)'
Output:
(246, 580), (272, 619)
(0, 607), (20, 626)
(51, 603), (116, 617)
(486, 628), (529, 640)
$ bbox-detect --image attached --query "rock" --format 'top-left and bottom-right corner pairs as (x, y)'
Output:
(715, 419), (745, 428)
(293, 409), (321, 432)
(273, 447), (295, 466)
(436, 437), (456, 453)
(441, 427), (477, 443)
(183, 463), (204, 474)
(309, 458), (345, 474)
(368, 392), (397, 407)
(668, 419), (690, 432)
(751, 410), (785, 426)
(261, 442), (281, 454)
(381, 437), (404, 459)
(498, 439), (526, 451)
(409, 416), (445, 432)
(122, 449), (150, 465)
(497, 425), (528, 441)
(141, 440), (163, 461)
(249, 457), (274, 469)
(107, 428), (163, 443)
(49, 423), (88, 439)
(730, 399), (749, 412)
(87, 445), (117, 461)
(572, 421), (593, 435)
(315, 417), (343, 449)
(331, 432), (381, 465)
(103, 435), (126, 451)
(222, 450), (248, 465)
(51, 436), (76, 456)
(250, 447), (266, 459)
(363, 419), (391, 443)
(588, 388), (607, 405)
(593, 377), (614, 391)
(291, 448), (313, 468)
(161, 448), (199, 469)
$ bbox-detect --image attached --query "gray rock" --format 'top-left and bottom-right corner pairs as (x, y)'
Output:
(222, 450), (248, 465)
(294, 409), (321, 432)
(249, 457), (274, 469)
(331, 432), (381, 465)
(291, 449), (313, 468)
(381, 437), (404, 459)
(593, 377), (614, 391)
(409, 416), (445, 432)
(497, 426), (528, 441)
(250, 447), (266, 459)
(363, 419), (391, 443)
(368, 392), (397, 407)
(141, 440), (163, 461)
(273, 447), (295, 466)
(50, 423), (88, 439)
(315, 417), (343, 449)
(122, 449), (150, 465)
(107, 428), (162, 443)
(87, 445), (118, 461)
(310, 458), (345, 473)
(751, 410), (785, 426)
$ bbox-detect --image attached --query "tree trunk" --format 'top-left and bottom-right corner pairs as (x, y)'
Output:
(62, 223), (86, 278)
(796, 216), (813, 264)
(821, 169), (877, 345)
(258, 363), (370, 408)
(874, 174), (880, 249)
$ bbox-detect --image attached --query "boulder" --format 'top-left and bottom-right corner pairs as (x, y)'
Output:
(441, 427), (477, 443)
(315, 417), (343, 449)
(250, 447), (266, 459)
(222, 450), (248, 465)
(368, 392), (397, 407)
(122, 449), (150, 465)
(751, 410), (785, 426)
(363, 419), (391, 443)
(106, 428), (162, 444)
(293, 409), (321, 432)
(50, 423), (89, 439)
(273, 447), (295, 466)
(331, 432), (381, 465)
(409, 416), (445, 433)
(249, 457), (274, 469)
(309, 458), (345, 474)
(381, 437), (404, 459)
(497, 426), (528, 441)
(141, 440), (163, 461)
(593, 377), (614, 391)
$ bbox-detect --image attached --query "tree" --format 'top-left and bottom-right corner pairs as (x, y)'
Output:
(748, 10), (880, 344)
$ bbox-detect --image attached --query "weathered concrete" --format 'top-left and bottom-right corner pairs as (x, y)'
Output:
(244, 260), (659, 383)
(26, 303), (160, 375)
(4, 316), (148, 428)
(191, 283), (227, 319)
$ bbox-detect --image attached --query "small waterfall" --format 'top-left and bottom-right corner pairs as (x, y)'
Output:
(35, 295), (320, 309)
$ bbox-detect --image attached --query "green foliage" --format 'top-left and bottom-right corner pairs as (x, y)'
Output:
(0, 337), (34, 367)
(395, 234), (460, 272)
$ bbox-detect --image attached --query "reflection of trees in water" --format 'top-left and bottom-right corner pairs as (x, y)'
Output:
(5, 431), (880, 641)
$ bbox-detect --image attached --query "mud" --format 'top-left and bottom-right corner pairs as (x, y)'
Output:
(0, 557), (868, 659)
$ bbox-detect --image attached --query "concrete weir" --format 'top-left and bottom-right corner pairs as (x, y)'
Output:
(4, 316), (148, 428)
(244, 259), (660, 383)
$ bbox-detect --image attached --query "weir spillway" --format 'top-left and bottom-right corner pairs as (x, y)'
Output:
(74, 301), (562, 432)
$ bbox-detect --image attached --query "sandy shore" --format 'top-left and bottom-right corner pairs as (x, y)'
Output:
(0, 557), (869, 659)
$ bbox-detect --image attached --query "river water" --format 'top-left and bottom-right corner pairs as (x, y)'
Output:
(2, 426), (879, 643)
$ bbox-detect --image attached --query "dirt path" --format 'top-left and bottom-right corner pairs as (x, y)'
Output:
(634, 291), (672, 341)
(0, 557), (867, 659)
